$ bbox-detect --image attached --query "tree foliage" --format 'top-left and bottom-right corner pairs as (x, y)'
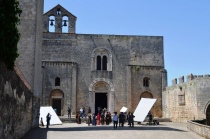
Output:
(0, 0), (22, 70)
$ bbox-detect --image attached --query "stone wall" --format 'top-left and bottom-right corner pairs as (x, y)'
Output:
(187, 120), (210, 139)
(131, 66), (164, 117)
(162, 74), (210, 122)
(0, 63), (39, 139)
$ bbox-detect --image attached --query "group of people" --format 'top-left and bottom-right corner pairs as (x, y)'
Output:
(114, 112), (136, 128)
(41, 106), (138, 129)
(76, 107), (136, 129)
(88, 111), (113, 126)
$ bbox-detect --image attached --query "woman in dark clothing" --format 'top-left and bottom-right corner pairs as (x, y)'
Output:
(76, 111), (81, 124)
(105, 112), (111, 125)
(92, 113), (96, 126)
(119, 112), (125, 127)
(128, 112), (135, 127)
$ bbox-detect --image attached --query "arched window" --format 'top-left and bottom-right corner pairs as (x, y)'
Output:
(91, 48), (112, 71)
(55, 77), (60, 86)
(97, 56), (101, 70)
(102, 56), (107, 70)
(143, 77), (149, 87)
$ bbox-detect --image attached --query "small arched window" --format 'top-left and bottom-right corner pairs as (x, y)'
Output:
(102, 56), (107, 70)
(143, 77), (149, 87)
(55, 77), (60, 86)
(97, 56), (101, 70)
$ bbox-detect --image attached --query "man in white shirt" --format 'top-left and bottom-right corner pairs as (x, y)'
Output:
(113, 112), (118, 129)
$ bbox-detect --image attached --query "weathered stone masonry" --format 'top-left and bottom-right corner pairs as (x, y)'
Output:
(0, 64), (39, 139)
(162, 74), (210, 123)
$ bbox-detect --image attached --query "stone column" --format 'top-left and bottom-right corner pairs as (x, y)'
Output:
(69, 16), (76, 33)
(55, 16), (62, 33)
(71, 63), (77, 114)
(43, 16), (49, 32)
(89, 91), (93, 113)
(160, 68), (167, 91)
(109, 91), (114, 113)
(126, 66), (132, 110)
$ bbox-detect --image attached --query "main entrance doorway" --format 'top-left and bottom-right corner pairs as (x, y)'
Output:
(52, 99), (61, 116)
(50, 89), (64, 116)
(95, 93), (107, 113)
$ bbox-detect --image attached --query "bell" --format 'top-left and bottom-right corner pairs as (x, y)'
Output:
(50, 19), (54, 26)
(63, 20), (67, 26)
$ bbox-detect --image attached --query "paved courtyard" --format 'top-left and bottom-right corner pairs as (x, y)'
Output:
(23, 122), (204, 139)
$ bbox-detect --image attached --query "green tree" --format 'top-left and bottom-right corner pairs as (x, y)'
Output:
(0, 0), (22, 70)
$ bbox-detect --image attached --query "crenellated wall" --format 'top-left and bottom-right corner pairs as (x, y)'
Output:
(162, 73), (210, 122)
(0, 63), (39, 139)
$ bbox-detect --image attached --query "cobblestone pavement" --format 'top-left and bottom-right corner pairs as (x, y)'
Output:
(23, 122), (204, 139)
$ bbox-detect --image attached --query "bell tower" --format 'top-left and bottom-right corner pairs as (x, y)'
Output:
(43, 4), (77, 33)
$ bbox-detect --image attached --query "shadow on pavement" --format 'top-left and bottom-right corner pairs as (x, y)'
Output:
(23, 124), (186, 139)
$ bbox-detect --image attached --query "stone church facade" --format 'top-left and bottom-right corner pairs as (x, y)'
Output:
(41, 5), (167, 117)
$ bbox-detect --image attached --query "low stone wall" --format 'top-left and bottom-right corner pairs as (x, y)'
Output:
(187, 120), (210, 139)
(0, 63), (39, 139)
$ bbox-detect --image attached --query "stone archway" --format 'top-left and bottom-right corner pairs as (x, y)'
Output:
(140, 91), (153, 99)
(50, 89), (64, 116)
(89, 78), (114, 113)
(140, 91), (154, 114)
(205, 102), (210, 125)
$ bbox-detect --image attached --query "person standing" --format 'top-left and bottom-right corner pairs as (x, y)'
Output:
(127, 112), (131, 126)
(92, 113), (96, 126)
(76, 111), (81, 124)
(148, 111), (153, 125)
(87, 113), (92, 126)
(128, 112), (135, 127)
(119, 112), (125, 127)
(100, 112), (105, 125)
(80, 107), (83, 118)
(67, 107), (71, 118)
(113, 112), (118, 129)
(40, 117), (44, 127)
(105, 111), (110, 125)
(46, 113), (51, 128)
(96, 113), (101, 125)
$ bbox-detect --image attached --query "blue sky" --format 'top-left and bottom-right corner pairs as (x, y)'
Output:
(44, 0), (210, 86)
